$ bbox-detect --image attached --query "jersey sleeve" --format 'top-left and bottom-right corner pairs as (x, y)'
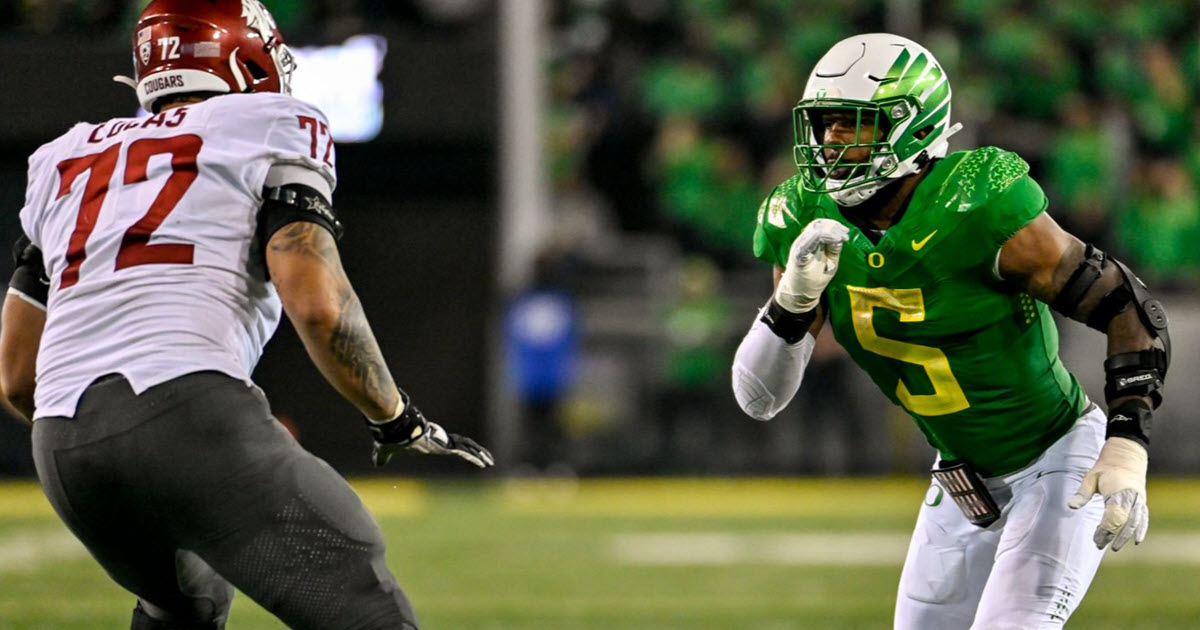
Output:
(18, 131), (76, 250)
(752, 189), (784, 266)
(979, 172), (1048, 252)
(946, 147), (1047, 274)
(752, 177), (808, 267)
(261, 97), (338, 199)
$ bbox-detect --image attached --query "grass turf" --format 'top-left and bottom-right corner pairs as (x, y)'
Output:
(0, 477), (1197, 629)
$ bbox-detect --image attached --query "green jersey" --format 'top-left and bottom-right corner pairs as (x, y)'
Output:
(753, 147), (1087, 476)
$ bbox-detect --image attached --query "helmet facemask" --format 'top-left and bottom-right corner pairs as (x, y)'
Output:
(793, 34), (964, 206)
(794, 100), (902, 205)
(270, 41), (297, 94)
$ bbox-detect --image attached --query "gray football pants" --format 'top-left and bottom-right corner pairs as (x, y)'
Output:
(32, 372), (418, 630)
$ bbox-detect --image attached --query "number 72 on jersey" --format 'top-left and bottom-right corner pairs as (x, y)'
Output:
(54, 134), (203, 289)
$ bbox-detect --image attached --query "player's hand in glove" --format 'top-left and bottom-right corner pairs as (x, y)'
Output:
(1068, 436), (1148, 551)
(367, 393), (495, 468)
(775, 219), (850, 313)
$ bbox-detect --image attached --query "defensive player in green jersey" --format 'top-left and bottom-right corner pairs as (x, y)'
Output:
(732, 34), (1171, 629)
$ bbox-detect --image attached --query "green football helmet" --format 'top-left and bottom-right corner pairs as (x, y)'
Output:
(794, 33), (963, 206)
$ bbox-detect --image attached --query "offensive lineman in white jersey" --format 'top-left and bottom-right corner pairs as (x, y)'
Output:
(0, 1), (491, 628)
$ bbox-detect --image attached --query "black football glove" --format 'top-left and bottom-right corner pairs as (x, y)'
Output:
(366, 393), (494, 469)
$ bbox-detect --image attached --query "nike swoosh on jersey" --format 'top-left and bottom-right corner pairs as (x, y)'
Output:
(1035, 469), (1071, 479)
(912, 230), (938, 250)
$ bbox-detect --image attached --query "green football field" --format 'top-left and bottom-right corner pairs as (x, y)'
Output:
(1, 477), (1198, 629)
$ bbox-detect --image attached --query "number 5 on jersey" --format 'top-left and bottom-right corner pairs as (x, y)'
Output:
(847, 286), (970, 416)
(55, 134), (202, 289)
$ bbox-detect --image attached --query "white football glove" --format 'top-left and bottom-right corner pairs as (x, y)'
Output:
(1068, 437), (1149, 551)
(775, 219), (850, 313)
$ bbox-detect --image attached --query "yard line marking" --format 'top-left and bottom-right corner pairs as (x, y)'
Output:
(0, 529), (88, 573)
(611, 533), (909, 566)
(611, 532), (1200, 566)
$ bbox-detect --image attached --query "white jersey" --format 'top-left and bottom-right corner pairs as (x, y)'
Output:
(19, 92), (337, 419)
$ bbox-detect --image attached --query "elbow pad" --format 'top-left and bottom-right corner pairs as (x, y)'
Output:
(732, 314), (815, 421)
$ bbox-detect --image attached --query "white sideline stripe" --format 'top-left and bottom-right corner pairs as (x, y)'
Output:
(610, 532), (1200, 566)
(0, 529), (88, 573)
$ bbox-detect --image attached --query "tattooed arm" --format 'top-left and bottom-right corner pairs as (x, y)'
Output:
(266, 222), (402, 421)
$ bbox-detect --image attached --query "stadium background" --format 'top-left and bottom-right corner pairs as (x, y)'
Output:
(0, 1), (1197, 628)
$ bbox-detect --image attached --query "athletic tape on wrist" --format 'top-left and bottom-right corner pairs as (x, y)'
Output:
(1106, 399), (1152, 449)
(760, 298), (817, 345)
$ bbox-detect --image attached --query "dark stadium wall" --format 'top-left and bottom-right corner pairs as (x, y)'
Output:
(254, 195), (496, 474)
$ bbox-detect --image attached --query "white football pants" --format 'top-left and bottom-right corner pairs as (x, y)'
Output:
(894, 406), (1108, 630)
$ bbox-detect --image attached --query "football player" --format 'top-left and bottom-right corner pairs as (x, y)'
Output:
(732, 34), (1169, 628)
(0, 1), (492, 629)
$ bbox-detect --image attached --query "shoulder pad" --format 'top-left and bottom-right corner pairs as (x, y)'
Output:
(213, 93), (338, 190)
(930, 147), (1030, 214)
(203, 93), (328, 130)
(29, 122), (93, 165)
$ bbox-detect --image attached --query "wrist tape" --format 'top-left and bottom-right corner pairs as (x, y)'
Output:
(1106, 399), (1152, 449)
(760, 298), (817, 345)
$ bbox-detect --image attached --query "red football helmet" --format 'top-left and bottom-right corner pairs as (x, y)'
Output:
(114, 0), (296, 112)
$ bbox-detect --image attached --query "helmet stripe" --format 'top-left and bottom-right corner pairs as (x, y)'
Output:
(900, 53), (928, 85)
(907, 101), (950, 141)
(917, 75), (949, 106)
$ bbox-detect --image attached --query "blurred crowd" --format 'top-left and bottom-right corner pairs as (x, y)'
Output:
(545, 0), (1200, 287)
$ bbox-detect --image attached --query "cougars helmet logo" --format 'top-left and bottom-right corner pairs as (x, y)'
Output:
(115, 0), (296, 113)
(136, 26), (152, 65)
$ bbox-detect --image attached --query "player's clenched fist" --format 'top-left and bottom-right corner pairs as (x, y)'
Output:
(775, 219), (850, 313)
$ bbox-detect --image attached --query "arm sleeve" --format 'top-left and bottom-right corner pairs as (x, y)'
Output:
(732, 308), (815, 421)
